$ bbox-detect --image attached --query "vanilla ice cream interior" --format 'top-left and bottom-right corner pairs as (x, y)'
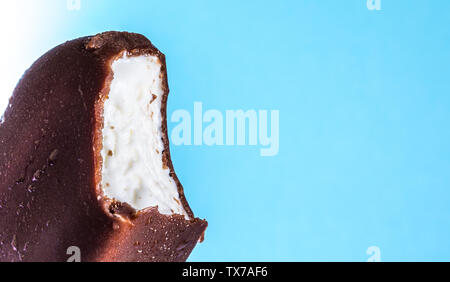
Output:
(101, 54), (188, 218)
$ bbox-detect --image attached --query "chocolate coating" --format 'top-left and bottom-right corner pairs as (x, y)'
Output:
(0, 31), (207, 262)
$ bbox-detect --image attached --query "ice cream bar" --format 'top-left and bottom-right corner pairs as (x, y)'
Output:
(0, 31), (207, 262)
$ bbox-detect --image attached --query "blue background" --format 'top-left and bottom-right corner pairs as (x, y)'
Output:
(3, 0), (450, 261)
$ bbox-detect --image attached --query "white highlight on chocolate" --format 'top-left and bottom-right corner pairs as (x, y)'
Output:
(101, 54), (188, 218)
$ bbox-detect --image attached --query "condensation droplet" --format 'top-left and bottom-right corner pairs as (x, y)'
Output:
(27, 185), (34, 193)
(32, 170), (42, 182)
(48, 149), (59, 166)
(11, 235), (17, 252)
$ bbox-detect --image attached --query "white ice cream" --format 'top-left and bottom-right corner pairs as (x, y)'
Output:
(101, 54), (188, 218)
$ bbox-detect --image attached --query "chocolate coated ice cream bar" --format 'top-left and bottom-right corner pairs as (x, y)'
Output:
(0, 31), (207, 262)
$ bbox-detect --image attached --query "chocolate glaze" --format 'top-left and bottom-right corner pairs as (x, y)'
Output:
(0, 31), (207, 262)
